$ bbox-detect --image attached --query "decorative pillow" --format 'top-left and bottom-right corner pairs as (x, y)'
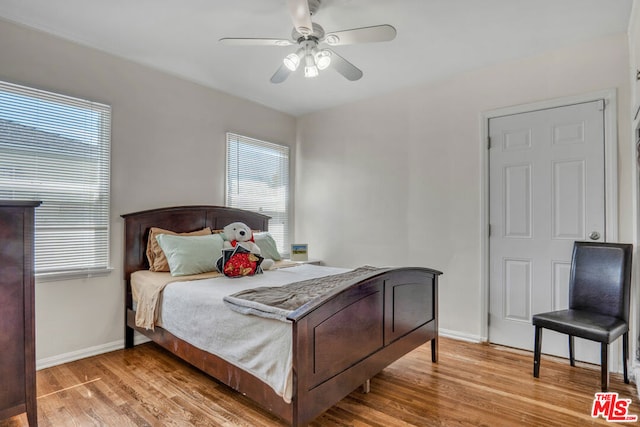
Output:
(253, 232), (282, 261)
(216, 245), (264, 278)
(146, 227), (212, 272)
(155, 233), (224, 276)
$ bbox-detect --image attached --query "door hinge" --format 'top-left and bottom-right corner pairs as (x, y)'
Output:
(488, 224), (491, 237)
(487, 136), (491, 149)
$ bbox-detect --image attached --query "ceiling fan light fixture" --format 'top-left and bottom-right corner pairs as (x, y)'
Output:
(223, 0), (395, 83)
(283, 52), (301, 71)
(304, 65), (319, 78)
(315, 49), (331, 70)
(304, 53), (319, 77)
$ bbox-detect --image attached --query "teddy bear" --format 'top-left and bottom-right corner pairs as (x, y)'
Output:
(222, 222), (275, 270)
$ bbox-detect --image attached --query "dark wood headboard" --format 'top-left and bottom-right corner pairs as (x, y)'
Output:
(120, 205), (270, 281)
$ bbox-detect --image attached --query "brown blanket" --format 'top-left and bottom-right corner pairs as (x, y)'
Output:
(223, 266), (386, 321)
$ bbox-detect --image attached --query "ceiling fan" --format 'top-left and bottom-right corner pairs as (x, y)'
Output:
(219, 0), (396, 83)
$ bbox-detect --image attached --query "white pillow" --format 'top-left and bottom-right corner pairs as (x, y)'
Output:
(254, 232), (282, 260)
(155, 233), (224, 276)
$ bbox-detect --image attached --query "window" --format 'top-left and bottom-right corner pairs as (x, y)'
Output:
(226, 133), (290, 255)
(0, 80), (111, 279)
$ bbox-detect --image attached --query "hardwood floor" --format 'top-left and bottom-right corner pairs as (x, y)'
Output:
(1, 337), (638, 426)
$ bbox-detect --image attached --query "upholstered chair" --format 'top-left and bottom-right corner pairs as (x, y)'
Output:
(532, 241), (633, 391)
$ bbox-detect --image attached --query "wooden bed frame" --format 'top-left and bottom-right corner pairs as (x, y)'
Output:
(122, 205), (442, 426)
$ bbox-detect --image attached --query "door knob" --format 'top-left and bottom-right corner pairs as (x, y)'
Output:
(589, 231), (601, 240)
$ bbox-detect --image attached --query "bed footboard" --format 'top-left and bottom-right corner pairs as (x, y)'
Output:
(288, 267), (440, 426)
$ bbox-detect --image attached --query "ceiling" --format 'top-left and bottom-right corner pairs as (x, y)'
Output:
(0, 0), (633, 116)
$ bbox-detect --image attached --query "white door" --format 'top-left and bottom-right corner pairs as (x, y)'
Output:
(488, 100), (605, 363)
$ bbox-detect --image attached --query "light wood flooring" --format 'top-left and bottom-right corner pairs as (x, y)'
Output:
(1, 337), (639, 426)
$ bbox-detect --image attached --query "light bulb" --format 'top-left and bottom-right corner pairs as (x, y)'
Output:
(304, 53), (318, 78)
(304, 65), (319, 78)
(283, 52), (300, 71)
(315, 50), (331, 70)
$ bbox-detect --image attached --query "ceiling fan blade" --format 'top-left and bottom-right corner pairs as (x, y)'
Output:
(219, 38), (293, 47)
(288, 0), (313, 36)
(324, 25), (396, 46)
(270, 63), (293, 84)
(326, 49), (363, 81)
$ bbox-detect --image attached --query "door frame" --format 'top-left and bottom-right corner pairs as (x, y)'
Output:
(480, 89), (620, 364)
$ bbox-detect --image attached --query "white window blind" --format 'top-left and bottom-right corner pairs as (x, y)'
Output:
(226, 133), (290, 255)
(0, 80), (111, 278)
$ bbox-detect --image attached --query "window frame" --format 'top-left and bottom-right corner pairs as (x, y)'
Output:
(0, 80), (112, 281)
(225, 132), (290, 257)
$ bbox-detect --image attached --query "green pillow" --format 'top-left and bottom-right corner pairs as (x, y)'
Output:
(155, 233), (224, 276)
(253, 232), (282, 261)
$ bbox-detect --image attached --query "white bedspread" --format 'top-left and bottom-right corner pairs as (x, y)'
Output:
(156, 264), (350, 403)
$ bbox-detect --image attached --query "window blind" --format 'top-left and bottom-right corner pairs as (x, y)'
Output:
(226, 133), (290, 255)
(0, 80), (111, 278)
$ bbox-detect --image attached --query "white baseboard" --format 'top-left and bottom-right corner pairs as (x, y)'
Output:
(36, 340), (123, 370)
(36, 332), (151, 370)
(439, 328), (484, 343)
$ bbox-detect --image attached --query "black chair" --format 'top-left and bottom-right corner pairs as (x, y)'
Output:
(532, 241), (633, 391)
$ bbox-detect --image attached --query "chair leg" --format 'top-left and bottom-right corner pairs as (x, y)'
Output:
(569, 335), (575, 367)
(623, 332), (629, 384)
(533, 326), (542, 378)
(601, 343), (609, 392)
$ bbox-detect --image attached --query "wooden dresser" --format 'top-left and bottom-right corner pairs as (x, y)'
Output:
(0, 200), (40, 426)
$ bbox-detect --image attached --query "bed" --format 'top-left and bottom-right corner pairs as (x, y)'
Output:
(122, 205), (442, 426)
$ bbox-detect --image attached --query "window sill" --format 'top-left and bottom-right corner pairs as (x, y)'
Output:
(35, 267), (113, 282)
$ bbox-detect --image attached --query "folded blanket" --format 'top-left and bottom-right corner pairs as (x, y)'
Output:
(223, 266), (388, 322)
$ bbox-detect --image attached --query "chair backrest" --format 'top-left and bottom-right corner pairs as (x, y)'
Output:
(569, 241), (633, 321)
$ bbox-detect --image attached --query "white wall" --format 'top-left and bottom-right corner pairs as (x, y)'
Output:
(296, 32), (632, 341)
(629, 0), (640, 369)
(631, 0), (640, 121)
(0, 19), (296, 364)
